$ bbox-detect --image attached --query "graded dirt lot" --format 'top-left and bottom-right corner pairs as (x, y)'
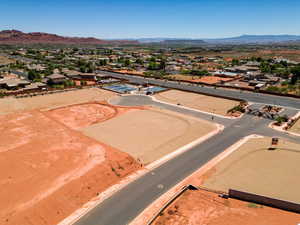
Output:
(166, 74), (234, 84)
(0, 102), (141, 225)
(153, 189), (300, 225)
(289, 118), (300, 134)
(190, 76), (234, 85)
(167, 74), (203, 81)
(155, 90), (239, 116)
(45, 102), (135, 130)
(83, 108), (216, 164)
(201, 137), (300, 203)
(0, 88), (116, 115)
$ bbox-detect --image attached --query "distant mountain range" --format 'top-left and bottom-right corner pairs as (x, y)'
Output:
(137, 35), (300, 44)
(0, 30), (138, 45)
(204, 35), (300, 44)
(1, 30), (300, 46)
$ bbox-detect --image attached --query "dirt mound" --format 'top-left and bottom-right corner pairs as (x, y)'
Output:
(46, 102), (118, 130)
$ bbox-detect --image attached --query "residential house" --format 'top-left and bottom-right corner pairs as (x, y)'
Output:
(0, 78), (30, 90)
(47, 74), (67, 85)
(23, 82), (47, 91)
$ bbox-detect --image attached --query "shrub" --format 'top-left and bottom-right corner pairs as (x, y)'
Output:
(275, 115), (289, 125)
(227, 104), (245, 114)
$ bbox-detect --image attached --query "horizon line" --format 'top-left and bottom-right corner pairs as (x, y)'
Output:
(2, 29), (300, 40)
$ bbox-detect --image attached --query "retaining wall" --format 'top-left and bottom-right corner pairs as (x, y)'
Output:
(229, 189), (300, 214)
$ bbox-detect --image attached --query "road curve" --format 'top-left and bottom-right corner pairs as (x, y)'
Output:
(74, 93), (299, 225)
(99, 70), (300, 110)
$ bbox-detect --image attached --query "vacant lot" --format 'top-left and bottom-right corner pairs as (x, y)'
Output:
(166, 74), (203, 81)
(45, 102), (138, 130)
(83, 108), (216, 164)
(190, 76), (234, 84)
(289, 118), (300, 134)
(0, 88), (116, 115)
(0, 103), (140, 225)
(154, 189), (300, 225)
(202, 137), (300, 203)
(155, 90), (239, 116)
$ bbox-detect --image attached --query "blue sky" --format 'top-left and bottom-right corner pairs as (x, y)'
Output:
(1, 0), (300, 39)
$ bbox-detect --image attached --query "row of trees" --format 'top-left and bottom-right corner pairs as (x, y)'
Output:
(291, 66), (300, 84)
(77, 60), (95, 73)
(147, 60), (166, 70)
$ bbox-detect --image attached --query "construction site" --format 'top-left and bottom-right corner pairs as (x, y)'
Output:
(0, 87), (221, 225)
(0, 81), (300, 225)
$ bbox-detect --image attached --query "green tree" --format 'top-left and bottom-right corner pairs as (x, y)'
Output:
(135, 58), (144, 65)
(260, 62), (271, 73)
(28, 70), (41, 81)
(232, 59), (240, 66)
(159, 59), (166, 70)
(148, 61), (158, 70)
(149, 57), (156, 62)
(124, 59), (131, 67)
(291, 66), (300, 85)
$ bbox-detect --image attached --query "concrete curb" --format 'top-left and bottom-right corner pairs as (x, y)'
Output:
(57, 119), (222, 225)
(150, 95), (242, 120)
(269, 112), (300, 137)
(129, 134), (263, 225)
(146, 123), (224, 170)
(109, 93), (244, 120)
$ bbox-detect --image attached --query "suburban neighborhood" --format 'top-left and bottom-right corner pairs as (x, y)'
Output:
(1, 1), (300, 225)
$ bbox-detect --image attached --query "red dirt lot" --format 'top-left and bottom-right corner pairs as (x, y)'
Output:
(45, 102), (136, 130)
(0, 104), (141, 225)
(154, 189), (300, 225)
(190, 76), (234, 85)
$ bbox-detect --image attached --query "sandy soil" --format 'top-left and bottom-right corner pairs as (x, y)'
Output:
(83, 108), (216, 164)
(190, 76), (234, 84)
(0, 104), (140, 225)
(155, 90), (239, 116)
(167, 74), (203, 81)
(201, 137), (300, 203)
(0, 88), (116, 115)
(289, 118), (300, 134)
(153, 189), (300, 225)
(115, 70), (144, 75)
(167, 74), (234, 84)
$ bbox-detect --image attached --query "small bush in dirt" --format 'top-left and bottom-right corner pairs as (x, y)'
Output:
(275, 115), (289, 125)
(111, 166), (121, 177)
(167, 209), (175, 215)
(247, 203), (263, 208)
(227, 104), (246, 114)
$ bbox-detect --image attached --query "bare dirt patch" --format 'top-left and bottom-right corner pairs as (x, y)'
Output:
(0, 88), (116, 115)
(166, 74), (203, 81)
(190, 76), (234, 84)
(0, 105), (140, 225)
(82, 108), (216, 164)
(201, 137), (300, 203)
(155, 90), (240, 116)
(153, 189), (300, 225)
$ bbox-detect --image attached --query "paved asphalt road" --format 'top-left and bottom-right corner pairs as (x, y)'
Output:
(99, 70), (300, 110)
(75, 93), (300, 225)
